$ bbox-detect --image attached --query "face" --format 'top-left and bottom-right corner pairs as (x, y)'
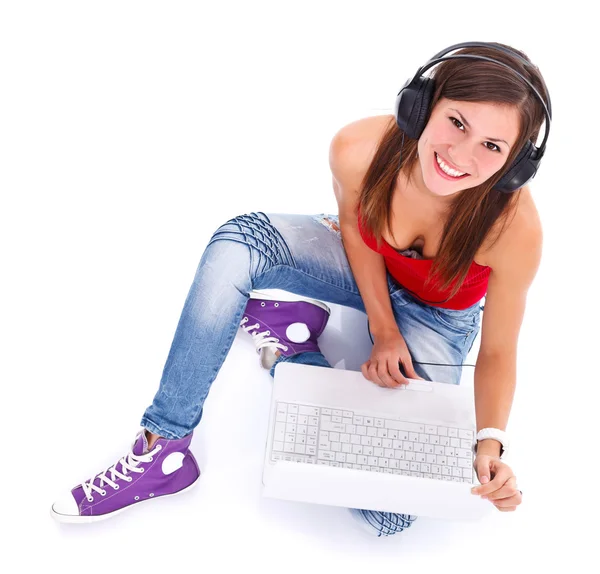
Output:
(413, 98), (521, 201)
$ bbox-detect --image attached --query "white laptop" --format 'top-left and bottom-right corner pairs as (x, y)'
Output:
(261, 362), (493, 521)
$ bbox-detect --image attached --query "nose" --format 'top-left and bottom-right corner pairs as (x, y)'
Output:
(446, 147), (472, 173)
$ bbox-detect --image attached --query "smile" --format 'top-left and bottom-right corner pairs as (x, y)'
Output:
(434, 152), (470, 180)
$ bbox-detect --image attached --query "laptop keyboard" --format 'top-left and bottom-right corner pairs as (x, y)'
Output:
(270, 401), (477, 483)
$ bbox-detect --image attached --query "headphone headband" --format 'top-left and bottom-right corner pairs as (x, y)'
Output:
(428, 41), (553, 117)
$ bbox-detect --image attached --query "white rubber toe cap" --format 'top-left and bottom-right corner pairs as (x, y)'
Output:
(51, 491), (80, 518)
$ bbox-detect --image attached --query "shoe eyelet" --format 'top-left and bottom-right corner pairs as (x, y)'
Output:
(265, 331), (270, 336)
(139, 467), (144, 472)
(260, 302), (265, 307)
(149, 457), (153, 462)
(149, 493), (154, 497)
(284, 346), (288, 351)
(156, 445), (162, 451)
(87, 496), (94, 502)
(100, 490), (106, 496)
(127, 477), (133, 482)
(134, 496), (140, 501)
(113, 485), (119, 490)
(274, 303), (279, 307)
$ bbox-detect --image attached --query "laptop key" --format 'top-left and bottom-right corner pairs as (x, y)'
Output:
(321, 420), (345, 432)
(318, 450), (335, 461)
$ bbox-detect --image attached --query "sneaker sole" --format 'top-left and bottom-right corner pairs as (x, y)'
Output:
(49, 472), (201, 524)
(248, 290), (331, 314)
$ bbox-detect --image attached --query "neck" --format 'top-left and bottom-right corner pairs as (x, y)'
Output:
(400, 160), (455, 214)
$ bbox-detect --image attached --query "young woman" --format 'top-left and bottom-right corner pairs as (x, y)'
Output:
(51, 42), (550, 537)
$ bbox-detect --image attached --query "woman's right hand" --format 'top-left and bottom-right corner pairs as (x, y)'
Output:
(361, 329), (426, 388)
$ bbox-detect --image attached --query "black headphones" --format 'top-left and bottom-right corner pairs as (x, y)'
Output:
(394, 41), (552, 194)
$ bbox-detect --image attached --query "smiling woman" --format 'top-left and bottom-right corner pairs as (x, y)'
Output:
(357, 43), (549, 303)
(51, 41), (548, 537)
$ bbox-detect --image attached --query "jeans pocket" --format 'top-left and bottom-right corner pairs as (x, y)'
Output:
(431, 307), (478, 335)
(387, 276), (411, 308)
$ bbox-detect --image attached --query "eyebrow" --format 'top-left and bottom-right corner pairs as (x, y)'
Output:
(449, 108), (511, 149)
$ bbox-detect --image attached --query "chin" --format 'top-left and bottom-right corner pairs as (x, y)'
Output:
(423, 176), (464, 198)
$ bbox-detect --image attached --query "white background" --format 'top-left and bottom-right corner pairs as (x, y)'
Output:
(2, 0), (597, 571)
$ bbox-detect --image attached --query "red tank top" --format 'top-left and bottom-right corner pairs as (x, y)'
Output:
(357, 209), (490, 310)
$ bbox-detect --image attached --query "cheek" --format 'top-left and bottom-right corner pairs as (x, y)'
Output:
(429, 122), (456, 143)
(480, 154), (507, 175)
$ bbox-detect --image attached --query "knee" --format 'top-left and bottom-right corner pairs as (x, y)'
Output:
(208, 212), (295, 276)
(354, 509), (418, 537)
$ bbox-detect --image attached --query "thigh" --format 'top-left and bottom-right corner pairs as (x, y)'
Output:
(391, 292), (483, 385)
(253, 212), (409, 312)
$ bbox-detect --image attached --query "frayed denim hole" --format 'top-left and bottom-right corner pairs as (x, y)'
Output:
(312, 214), (341, 238)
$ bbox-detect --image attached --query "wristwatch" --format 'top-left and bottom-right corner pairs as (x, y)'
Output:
(473, 428), (510, 459)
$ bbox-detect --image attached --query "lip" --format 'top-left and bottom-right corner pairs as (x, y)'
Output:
(434, 152), (470, 180)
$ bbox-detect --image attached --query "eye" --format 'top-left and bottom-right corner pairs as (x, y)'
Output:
(450, 117), (465, 131)
(449, 117), (501, 153)
(484, 142), (501, 153)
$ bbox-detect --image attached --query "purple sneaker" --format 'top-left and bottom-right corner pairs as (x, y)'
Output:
(50, 428), (200, 524)
(240, 290), (331, 369)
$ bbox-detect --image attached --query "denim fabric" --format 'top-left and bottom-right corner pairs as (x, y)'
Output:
(139, 211), (484, 537)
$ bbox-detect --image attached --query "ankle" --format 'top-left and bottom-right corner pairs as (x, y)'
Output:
(145, 429), (162, 449)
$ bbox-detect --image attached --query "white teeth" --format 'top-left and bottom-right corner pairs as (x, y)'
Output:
(435, 153), (466, 177)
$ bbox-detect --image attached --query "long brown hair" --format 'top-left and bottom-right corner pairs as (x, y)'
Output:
(358, 43), (549, 301)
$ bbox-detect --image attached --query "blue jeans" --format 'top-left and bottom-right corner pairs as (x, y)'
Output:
(140, 212), (483, 535)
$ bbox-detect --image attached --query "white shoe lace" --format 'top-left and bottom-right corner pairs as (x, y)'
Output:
(80, 433), (162, 502)
(240, 316), (288, 354)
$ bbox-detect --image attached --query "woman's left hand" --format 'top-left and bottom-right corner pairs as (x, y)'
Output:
(472, 454), (523, 512)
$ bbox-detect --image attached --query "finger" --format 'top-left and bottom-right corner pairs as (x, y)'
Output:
(496, 505), (517, 512)
(490, 488), (523, 507)
(361, 361), (370, 381)
(479, 474), (517, 500)
(388, 360), (408, 387)
(484, 486), (521, 502)
(376, 361), (399, 388)
(402, 356), (425, 381)
(368, 361), (385, 387)
(474, 469), (515, 496)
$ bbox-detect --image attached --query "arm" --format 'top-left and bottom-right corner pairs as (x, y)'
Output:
(337, 204), (399, 338)
(328, 118), (399, 338)
(474, 196), (543, 457)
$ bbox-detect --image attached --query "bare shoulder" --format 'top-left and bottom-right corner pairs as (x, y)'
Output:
(483, 185), (543, 269)
(329, 114), (395, 221)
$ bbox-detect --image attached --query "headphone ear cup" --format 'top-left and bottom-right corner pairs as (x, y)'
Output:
(409, 77), (435, 140)
(395, 77), (435, 140)
(493, 140), (538, 193)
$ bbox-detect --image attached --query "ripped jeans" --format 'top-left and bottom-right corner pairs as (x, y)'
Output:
(140, 212), (483, 536)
